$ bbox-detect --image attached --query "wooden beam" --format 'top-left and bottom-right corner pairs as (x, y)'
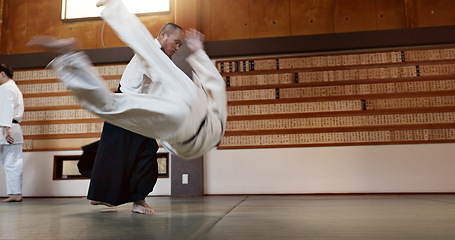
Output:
(2, 25), (455, 69)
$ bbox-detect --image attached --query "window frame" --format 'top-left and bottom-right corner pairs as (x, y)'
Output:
(61, 0), (171, 21)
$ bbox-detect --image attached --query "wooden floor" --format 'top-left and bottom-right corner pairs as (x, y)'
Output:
(1, 194), (455, 239)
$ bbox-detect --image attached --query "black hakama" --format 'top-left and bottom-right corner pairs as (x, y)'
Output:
(79, 121), (159, 206)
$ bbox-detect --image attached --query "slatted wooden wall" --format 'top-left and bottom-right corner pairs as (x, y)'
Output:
(14, 45), (455, 151)
(14, 64), (126, 151)
(216, 45), (455, 149)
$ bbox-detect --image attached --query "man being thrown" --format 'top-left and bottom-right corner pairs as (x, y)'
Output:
(28, 0), (226, 171)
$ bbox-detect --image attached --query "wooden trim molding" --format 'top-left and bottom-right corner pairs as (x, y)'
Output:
(0, 47), (134, 69)
(1, 25), (455, 69)
(205, 25), (455, 58)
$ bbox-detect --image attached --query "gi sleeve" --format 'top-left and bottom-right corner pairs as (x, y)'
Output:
(0, 85), (14, 128)
(187, 49), (227, 120)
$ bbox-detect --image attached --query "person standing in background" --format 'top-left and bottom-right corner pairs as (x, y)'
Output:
(0, 64), (24, 203)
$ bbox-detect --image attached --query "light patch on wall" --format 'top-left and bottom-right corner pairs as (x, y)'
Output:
(62, 0), (170, 20)
(62, 160), (80, 177)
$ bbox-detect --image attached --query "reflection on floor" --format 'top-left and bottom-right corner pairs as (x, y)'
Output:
(1, 194), (455, 239)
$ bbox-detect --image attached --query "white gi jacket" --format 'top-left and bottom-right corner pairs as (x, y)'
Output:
(0, 80), (24, 145)
(119, 46), (154, 95)
(50, 0), (227, 159)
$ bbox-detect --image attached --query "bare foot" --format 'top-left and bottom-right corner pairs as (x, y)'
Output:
(26, 36), (79, 55)
(90, 200), (114, 207)
(132, 200), (156, 215)
(96, 0), (111, 7)
(2, 194), (23, 202)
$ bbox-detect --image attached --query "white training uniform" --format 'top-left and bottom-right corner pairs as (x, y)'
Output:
(120, 53), (151, 94)
(49, 0), (227, 159)
(0, 79), (24, 195)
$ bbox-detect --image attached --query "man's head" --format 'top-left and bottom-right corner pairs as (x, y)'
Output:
(157, 23), (184, 57)
(0, 64), (13, 84)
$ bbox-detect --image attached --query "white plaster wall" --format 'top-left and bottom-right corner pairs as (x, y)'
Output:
(0, 149), (171, 197)
(1, 143), (454, 197)
(204, 143), (455, 194)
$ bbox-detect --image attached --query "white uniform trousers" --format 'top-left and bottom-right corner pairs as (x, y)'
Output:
(0, 144), (23, 195)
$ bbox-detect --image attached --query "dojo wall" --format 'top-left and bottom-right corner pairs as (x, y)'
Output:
(1, 0), (455, 197)
(1, 144), (454, 197)
(0, 149), (171, 197)
(204, 143), (455, 194)
(2, 0), (455, 54)
(2, 48), (455, 197)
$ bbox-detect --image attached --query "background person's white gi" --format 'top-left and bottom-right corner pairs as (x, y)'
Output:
(0, 79), (24, 194)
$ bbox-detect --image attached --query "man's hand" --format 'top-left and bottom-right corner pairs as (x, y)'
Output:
(3, 127), (14, 144)
(185, 29), (205, 53)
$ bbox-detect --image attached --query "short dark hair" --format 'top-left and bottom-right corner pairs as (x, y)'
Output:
(0, 64), (13, 79)
(159, 22), (183, 36)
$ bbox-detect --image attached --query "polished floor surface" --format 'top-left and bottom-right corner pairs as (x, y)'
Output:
(1, 194), (455, 239)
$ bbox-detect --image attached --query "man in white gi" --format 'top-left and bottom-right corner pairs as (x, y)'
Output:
(80, 22), (184, 214)
(0, 64), (24, 203)
(27, 0), (226, 160)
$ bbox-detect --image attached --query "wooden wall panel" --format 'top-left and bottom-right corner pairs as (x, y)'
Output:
(332, 0), (378, 33)
(93, 14), (174, 49)
(290, 0), (333, 36)
(22, 0), (62, 54)
(199, 0), (212, 40)
(0, 0), (4, 48)
(404, 0), (418, 28)
(209, 0), (250, 41)
(2, 0), (455, 54)
(415, 0), (455, 27)
(375, 0), (406, 30)
(141, 15), (175, 38)
(249, 0), (291, 38)
(62, 21), (100, 50)
(2, 0), (175, 54)
(174, 0), (198, 31)
(27, 0), (62, 36)
(4, 0), (29, 54)
(94, 21), (123, 48)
